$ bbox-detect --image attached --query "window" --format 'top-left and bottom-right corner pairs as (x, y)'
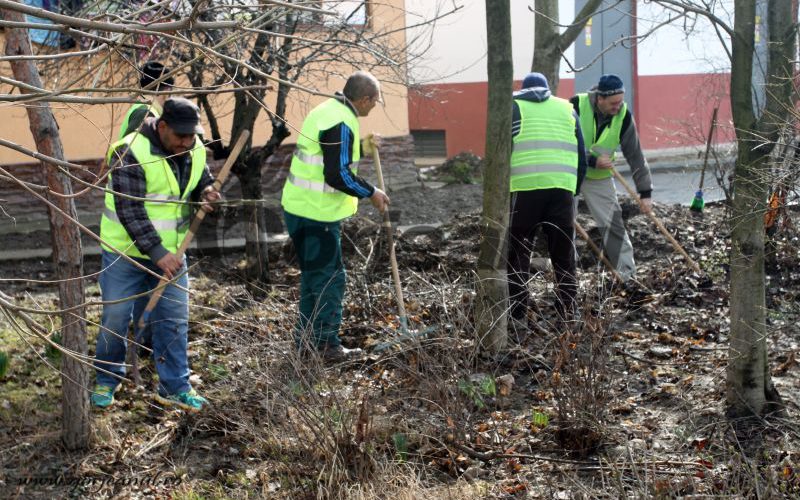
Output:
(294, 1), (369, 27)
(411, 130), (447, 158)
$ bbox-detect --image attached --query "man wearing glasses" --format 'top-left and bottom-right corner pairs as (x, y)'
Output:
(281, 71), (390, 363)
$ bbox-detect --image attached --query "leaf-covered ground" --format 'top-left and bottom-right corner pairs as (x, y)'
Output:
(1, 184), (799, 499)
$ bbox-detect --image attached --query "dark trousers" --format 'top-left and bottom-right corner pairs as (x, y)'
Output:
(507, 188), (577, 322)
(284, 211), (346, 348)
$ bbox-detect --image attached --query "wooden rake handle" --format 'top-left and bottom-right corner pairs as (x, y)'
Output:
(574, 221), (624, 283)
(611, 168), (702, 274)
(370, 138), (408, 330)
(137, 130), (250, 329)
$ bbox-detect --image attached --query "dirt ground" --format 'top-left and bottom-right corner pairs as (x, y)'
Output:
(1, 182), (799, 499)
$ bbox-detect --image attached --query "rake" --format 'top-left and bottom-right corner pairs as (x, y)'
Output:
(611, 168), (702, 275)
(369, 138), (435, 352)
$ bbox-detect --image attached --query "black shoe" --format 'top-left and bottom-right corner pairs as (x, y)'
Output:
(321, 345), (362, 364)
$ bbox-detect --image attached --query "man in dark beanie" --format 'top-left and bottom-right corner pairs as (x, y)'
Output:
(118, 61), (176, 139)
(507, 72), (588, 338)
(93, 97), (218, 412)
(570, 74), (653, 282)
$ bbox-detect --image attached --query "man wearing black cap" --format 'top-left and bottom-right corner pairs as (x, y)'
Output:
(570, 74), (653, 282)
(93, 97), (219, 412)
(118, 61), (175, 139)
(507, 72), (588, 338)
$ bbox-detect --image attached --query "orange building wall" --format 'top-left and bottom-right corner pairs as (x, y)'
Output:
(0, 0), (409, 165)
(409, 73), (734, 157)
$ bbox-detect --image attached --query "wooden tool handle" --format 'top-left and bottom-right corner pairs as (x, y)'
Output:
(611, 169), (702, 274)
(574, 221), (624, 283)
(138, 130), (250, 327)
(371, 138), (408, 326)
(698, 107), (718, 190)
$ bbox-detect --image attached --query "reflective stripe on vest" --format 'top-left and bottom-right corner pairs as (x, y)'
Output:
(510, 97), (578, 193)
(293, 149), (324, 166)
(102, 207), (189, 231)
(286, 172), (338, 194)
(100, 132), (206, 259)
(577, 93), (626, 180)
(118, 103), (161, 140)
(281, 98), (361, 222)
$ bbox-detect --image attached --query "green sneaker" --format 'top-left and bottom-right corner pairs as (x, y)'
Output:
(90, 384), (117, 408)
(154, 388), (208, 412)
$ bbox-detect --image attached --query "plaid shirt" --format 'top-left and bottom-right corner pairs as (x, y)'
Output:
(109, 119), (214, 260)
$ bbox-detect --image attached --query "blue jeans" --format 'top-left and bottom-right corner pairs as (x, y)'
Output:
(284, 211), (346, 349)
(94, 250), (190, 396)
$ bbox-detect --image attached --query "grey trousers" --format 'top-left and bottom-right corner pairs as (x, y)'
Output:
(576, 176), (636, 280)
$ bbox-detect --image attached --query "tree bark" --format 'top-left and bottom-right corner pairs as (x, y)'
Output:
(726, 0), (793, 419)
(475, 0), (513, 353)
(2, 6), (89, 449)
(531, 0), (603, 93)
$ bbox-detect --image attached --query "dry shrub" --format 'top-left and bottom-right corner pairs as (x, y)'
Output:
(548, 293), (616, 458)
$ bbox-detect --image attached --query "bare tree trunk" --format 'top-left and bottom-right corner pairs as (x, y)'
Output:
(531, 0), (603, 94)
(475, 0), (512, 353)
(2, 6), (89, 449)
(726, 0), (793, 419)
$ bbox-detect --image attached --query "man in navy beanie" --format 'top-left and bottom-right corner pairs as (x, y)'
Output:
(507, 72), (588, 339)
(570, 74), (653, 282)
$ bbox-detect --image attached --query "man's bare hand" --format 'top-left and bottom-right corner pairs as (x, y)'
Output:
(156, 253), (183, 279)
(200, 185), (221, 213)
(595, 154), (614, 169)
(639, 197), (653, 215)
(363, 133), (383, 157)
(370, 187), (390, 213)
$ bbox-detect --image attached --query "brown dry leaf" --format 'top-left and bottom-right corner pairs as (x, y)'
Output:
(658, 332), (675, 344)
(660, 383), (678, 395)
(775, 352), (797, 375)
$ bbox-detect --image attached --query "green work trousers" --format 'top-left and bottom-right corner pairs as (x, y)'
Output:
(284, 210), (346, 348)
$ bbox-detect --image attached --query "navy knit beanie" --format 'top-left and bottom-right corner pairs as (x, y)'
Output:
(596, 74), (624, 96)
(522, 72), (549, 90)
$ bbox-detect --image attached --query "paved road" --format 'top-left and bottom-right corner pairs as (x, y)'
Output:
(616, 165), (728, 206)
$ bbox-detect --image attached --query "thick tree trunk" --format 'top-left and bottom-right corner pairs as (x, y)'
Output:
(727, 147), (771, 418)
(2, 7), (89, 449)
(230, 82), (270, 288)
(475, 0), (513, 353)
(531, 0), (603, 94)
(532, 0), (561, 91)
(726, 0), (793, 419)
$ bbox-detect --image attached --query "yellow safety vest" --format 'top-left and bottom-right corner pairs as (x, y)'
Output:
(281, 98), (361, 222)
(118, 102), (162, 140)
(577, 93), (626, 180)
(100, 133), (206, 259)
(510, 97), (579, 193)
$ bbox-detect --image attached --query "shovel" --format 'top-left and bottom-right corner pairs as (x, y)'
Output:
(368, 138), (435, 352)
(131, 130), (250, 384)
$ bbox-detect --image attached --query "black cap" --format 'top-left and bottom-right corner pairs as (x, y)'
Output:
(140, 61), (174, 89)
(160, 98), (204, 135)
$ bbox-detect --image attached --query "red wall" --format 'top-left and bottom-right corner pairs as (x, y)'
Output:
(408, 73), (733, 157)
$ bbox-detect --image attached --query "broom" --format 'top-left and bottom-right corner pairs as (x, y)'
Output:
(690, 107), (718, 213)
